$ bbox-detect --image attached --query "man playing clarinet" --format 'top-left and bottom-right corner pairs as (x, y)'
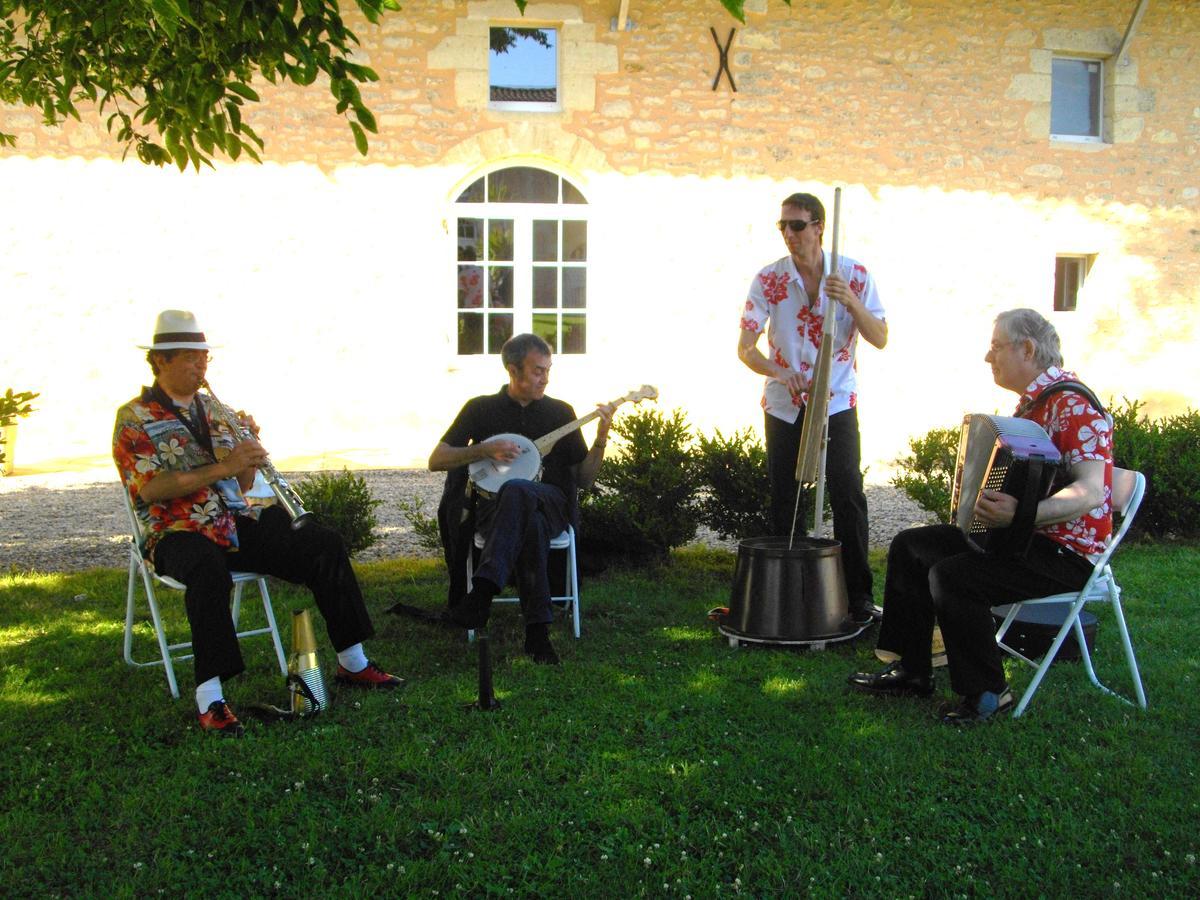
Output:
(848, 309), (1113, 724)
(113, 310), (403, 737)
(737, 192), (888, 627)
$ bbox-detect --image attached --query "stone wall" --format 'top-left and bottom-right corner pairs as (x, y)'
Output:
(2, 0), (1196, 475)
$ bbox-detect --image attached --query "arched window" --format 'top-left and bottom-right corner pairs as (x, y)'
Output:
(454, 166), (588, 355)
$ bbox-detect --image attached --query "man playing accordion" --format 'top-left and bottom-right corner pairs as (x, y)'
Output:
(848, 309), (1113, 724)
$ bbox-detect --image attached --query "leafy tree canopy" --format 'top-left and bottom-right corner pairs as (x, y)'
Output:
(0, 0), (399, 169)
(0, 1), (788, 169)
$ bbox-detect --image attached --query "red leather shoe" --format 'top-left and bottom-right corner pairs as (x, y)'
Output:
(197, 700), (245, 737)
(335, 661), (405, 689)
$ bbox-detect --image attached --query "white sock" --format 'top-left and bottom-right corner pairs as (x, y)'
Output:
(337, 643), (369, 673)
(195, 676), (224, 713)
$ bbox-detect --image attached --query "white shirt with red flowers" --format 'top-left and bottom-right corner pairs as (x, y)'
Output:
(1018, 367), (1114, 562)
(740, 252), (885, 423)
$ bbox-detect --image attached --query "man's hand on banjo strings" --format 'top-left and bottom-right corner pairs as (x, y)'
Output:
(480, 437), (523, 464)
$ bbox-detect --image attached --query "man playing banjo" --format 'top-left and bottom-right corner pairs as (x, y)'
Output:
(429, 333), (614, 664)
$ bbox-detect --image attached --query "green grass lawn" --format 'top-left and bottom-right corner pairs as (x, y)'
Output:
(1, 543), (1197, 897)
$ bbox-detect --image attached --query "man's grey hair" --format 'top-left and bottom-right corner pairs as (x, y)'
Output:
(995, 308), (1063, 369)
(500, 333), (552, 370)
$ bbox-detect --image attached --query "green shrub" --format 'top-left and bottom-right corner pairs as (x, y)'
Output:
(397, 495), (443, 553)
(1111, 400), (1200, 538)
(294, 469), (381, 557)
(0, 388), (39, 471)
(890, 426), (960, 524)
(694, 427), (772, 540)
(579, 407), (700, 563)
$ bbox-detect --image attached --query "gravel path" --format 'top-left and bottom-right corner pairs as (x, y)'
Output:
(0, 469), (936, 573)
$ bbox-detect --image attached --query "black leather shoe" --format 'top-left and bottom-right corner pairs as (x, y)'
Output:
(445, 581), (496, 629)
(847, 661), (934, 697)
(445, 598), (490, 629)
(848, 602), (884, 627)
(941, 687), (1015, 725)
(524, 624), (560, 665)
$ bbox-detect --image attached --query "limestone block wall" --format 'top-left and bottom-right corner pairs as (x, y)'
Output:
(1, 0), (1196, 476)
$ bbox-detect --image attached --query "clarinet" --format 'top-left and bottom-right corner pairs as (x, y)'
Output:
(200, 379), (313, 529)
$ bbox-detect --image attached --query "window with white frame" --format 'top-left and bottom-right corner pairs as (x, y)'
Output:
(489, 26), (559, 111)
(1051, 56), (1103, 142)
(1054, 255), (1093, 311)
(455, 166), (588, 355)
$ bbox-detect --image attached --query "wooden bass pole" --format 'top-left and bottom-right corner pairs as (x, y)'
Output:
(790, 186), (841, 545)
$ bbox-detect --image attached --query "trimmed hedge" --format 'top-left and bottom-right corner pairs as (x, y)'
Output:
(294, 468), (381, 557)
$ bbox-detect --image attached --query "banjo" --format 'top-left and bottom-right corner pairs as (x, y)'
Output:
(468, 385), (658, 497)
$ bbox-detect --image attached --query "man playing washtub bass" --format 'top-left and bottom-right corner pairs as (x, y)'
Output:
(113, 310), (403, 737)
(848, 309), (1113, 724)
(737, 191), (889, 628)
(429, 333), (614, 665)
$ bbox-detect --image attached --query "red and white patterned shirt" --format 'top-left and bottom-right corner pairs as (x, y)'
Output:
(113, 387), (247, 556)
(1017, 367), (1114, 562)
(740, 252), (885, 422)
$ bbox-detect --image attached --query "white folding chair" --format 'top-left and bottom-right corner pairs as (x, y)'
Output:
(465, 525), (581, 639)
(994, 467), (1148, 718)
(120, 490), (288, 699)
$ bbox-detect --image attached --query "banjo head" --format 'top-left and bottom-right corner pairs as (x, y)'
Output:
(468, 433), (542, 495)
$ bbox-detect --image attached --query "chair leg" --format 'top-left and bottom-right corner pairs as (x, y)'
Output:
(1110, 592), (1148, 709)
(123, 553), (139, 668)
(568, 531), (581, 639)
(257, 578), (288, 676)
(143, 569), (181, 700)
(1074, 613), (1102, 689)
(1012, 597), (1088, 718)
(231, 582), (244, 628)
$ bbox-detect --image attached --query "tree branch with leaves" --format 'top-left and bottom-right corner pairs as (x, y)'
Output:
(0, 1), (789, 168)
(0, 0), (399, 169)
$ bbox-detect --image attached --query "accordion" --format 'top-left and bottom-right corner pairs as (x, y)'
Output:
(951, 414), (1062, 555)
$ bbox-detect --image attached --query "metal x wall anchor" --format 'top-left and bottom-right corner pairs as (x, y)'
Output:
(710, 27), (737, 92)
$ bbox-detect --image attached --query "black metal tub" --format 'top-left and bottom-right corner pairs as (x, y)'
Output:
(721, 536), (863, 647)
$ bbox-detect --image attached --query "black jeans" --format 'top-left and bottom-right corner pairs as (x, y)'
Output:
(765, 407), (873, 611)
(153, 505), (375, 684)
(473, 479), (571, 626)
(876, 525), (1094, 696)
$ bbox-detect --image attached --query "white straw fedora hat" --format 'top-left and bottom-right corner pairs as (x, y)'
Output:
(138, 310), (213, 351)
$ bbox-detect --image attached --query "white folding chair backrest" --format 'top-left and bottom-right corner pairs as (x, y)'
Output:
(465, 525), (581, 639)
(120, 486), (287, 698)
(995, 467), (1147, 717)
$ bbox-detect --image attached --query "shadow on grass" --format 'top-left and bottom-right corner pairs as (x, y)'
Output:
(1, 543), (1198, 895)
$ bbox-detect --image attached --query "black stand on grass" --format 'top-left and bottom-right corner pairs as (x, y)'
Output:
(470, 629), (501, 712)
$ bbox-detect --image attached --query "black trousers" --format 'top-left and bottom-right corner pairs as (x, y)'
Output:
(765, 407), (873, 611)
(153, 505), (375, 685)
(876, 525), (1094, 696)
(473, 479), (571, 627)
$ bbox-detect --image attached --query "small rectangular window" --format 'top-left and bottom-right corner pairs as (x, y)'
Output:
(489, 27), (558, 111)
(1051, 57), (1102, 142)
(1054, 255), (1093, 311)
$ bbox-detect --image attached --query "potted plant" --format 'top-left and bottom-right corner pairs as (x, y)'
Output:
(1, 388), (39, 476)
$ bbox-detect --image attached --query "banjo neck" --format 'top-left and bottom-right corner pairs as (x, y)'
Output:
(531, 386), (655, 455)
(533, 408), (604, 456)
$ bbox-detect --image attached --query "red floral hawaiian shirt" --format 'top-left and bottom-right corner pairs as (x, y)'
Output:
(740, 252), (885, 423)
(113, 387), (246, 557)
(1018, 367), (1114, 562)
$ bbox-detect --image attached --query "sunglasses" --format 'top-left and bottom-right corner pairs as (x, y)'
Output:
(777, 218), (821, 233)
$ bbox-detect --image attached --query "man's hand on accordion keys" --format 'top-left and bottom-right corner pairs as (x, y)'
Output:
(974, 489), (1018, 528)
